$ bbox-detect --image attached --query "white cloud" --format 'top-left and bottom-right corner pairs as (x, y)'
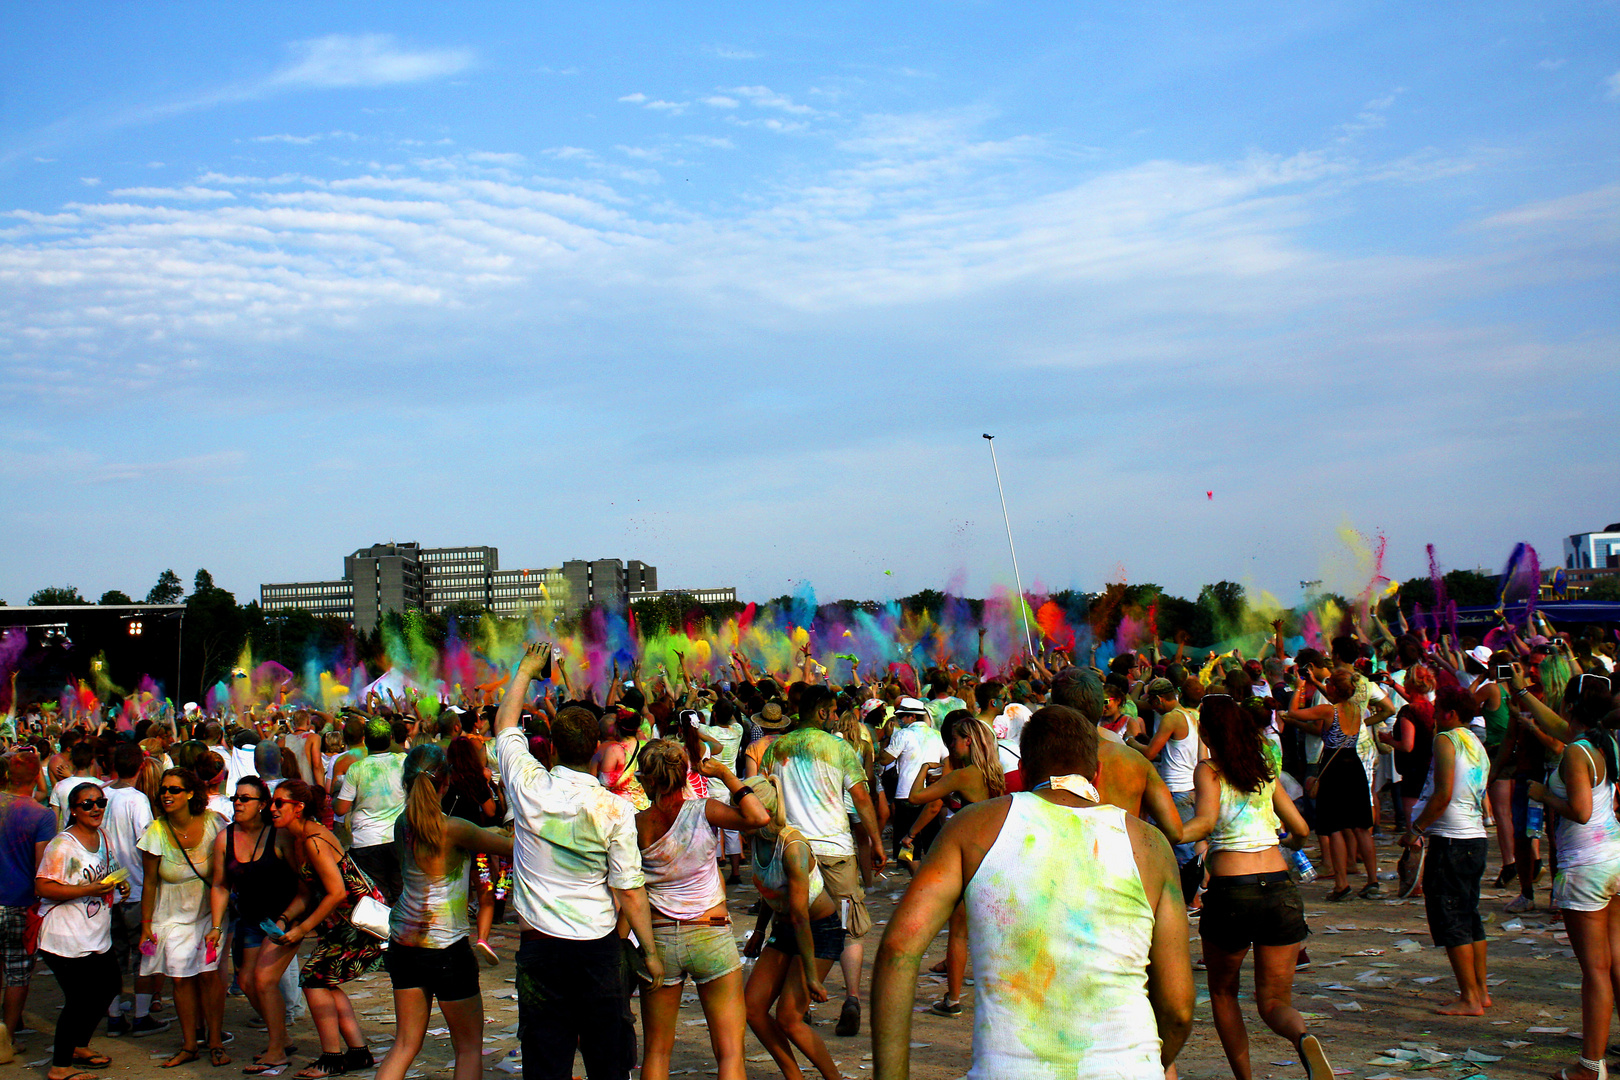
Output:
(618, 93), (648, 104)
(269, 34), (474, 89)
(728, 85), (815, 114)
(701, 96), (739, 108)
(1536, 58), (1566, 71)
(644, 100), (688, 114)
(249, 131), (359, 145)
(80, 177), (100, 187)
(107, 185), (236, 200)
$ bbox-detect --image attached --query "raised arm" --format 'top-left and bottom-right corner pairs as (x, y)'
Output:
(497, 643), (550, 735)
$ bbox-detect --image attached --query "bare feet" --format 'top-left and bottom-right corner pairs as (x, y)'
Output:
(1436, 996), (1487, 1016)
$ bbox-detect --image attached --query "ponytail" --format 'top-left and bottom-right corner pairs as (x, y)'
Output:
(402, 744), (447, 859)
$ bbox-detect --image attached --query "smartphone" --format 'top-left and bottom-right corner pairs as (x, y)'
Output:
(1496, 664), (1514, 681)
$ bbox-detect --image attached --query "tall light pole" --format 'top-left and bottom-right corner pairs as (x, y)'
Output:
(983, 434), (1035, 657)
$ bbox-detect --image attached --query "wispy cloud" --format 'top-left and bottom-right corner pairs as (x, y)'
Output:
(249, 131), (360, 145)
(728, 85), (816, 115)
(106, 185), (236, 200)
(1536, 58), (1566, 71)
(267, 34), (474, 89)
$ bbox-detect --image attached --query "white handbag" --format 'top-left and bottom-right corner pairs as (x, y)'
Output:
(349, 892), (391, 941)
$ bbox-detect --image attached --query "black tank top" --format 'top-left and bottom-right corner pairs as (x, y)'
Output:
(224, 823), (298, 923)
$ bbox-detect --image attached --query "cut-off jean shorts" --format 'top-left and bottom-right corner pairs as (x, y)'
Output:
(651, 921), (742, 986)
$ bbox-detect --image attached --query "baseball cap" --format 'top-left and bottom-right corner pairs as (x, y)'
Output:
(1146, 677), (1176, 699)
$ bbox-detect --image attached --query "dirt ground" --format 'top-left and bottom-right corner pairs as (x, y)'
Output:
(4, 844), (1585, 1080)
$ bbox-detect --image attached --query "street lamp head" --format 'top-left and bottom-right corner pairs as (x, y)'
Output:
(981, 433), (994, 440)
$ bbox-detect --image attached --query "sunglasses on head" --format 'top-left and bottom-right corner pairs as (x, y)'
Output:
(159, 785), (190, 796)
(1578, 674), (1612, 693)
(74, 798), (108, 810)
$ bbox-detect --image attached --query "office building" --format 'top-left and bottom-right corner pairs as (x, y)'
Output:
(262, 545), (706, 633)
(1566, 524), (1620, 570)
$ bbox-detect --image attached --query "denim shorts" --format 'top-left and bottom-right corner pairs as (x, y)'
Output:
(1199, 873), (1309, 951)
(1422, 835), (1486, 947)
(766, 913), (846, 962)
(650, 921), (741, 986)
(1171, 790), (1197, 866)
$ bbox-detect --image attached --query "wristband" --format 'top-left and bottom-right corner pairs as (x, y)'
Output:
(730, 787), (756, 807)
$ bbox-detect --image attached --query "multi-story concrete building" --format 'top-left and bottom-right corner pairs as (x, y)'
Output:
(262, 546), (703, 633)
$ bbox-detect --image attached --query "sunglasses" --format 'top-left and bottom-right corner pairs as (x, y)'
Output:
(269, 798), (299, 809)
(230, 795), (262, 804)
(159, 785), (191, 796)
(74, 798), (108, 810)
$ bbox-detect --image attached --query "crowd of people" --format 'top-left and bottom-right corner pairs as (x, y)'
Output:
(0, 606), (1615, 1080)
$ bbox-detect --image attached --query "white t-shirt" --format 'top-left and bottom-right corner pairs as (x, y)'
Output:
(494, 728), (643, 940)
(37, 830), (118, 957)
(337, 752), (406, 848)
(889, 721), (946, 797)
(695, 723), (743, 773)
(207, 794), (233, 822)
(50, 775), (109, 831)
(101, 784), (153, 902)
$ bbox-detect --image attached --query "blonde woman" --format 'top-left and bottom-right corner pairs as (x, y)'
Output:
(634, 740), (768, 1080)
(375, 744), (513, 1080)
(904, 710), (1007, 1016)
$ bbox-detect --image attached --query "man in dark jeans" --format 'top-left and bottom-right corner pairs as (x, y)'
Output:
(494, 644), (663, 1080)
(333, 720), (405, 904)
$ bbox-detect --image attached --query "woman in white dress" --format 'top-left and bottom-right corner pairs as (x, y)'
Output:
(138, 767), (227, 1068)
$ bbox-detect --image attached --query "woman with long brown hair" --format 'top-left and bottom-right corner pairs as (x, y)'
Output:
(1183, 695), (1328, 1080)
(260, 779), (384, 1080)
(633, 739), (767, 1080)
(375, 744), (513, 1080)
(903, 709), (1006, 1017)
(137, 767), (227, 1068)
(441, 736), (505, 964)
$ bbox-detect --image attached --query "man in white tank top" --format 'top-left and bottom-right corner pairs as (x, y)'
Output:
(1131, 677), (1201, 866)
(873, 704), (1194, 1080)
(1403, 687), (1490, 1016)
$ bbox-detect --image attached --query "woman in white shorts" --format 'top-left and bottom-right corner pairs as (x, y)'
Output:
(1529, 694), (1620, 1080)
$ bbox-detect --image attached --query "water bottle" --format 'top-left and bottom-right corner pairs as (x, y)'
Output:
(1527, 801), (1544, 839)
(1285, 845), (1318, 883)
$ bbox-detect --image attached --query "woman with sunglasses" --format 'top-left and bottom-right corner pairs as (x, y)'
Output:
(36, 782), (130, 1080)
(374, 744), (513, 1080)
(261, 779), (383, 1080)
(138, 767), (228, 1068)
(207, 778), (299, 1074)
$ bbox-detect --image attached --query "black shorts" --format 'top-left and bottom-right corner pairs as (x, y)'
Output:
(1199, 872), (1309, 951)
(766, 913), (846, 962)
(1422, 835), (1486, 948)
(385, 938), (480, 1003)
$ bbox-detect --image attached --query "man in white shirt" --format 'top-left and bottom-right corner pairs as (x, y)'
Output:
(102, 742), (167, 1037)
(333, 720), (405, 904)
(881, 699), (945, 855)
(496, 644), (662, 1080)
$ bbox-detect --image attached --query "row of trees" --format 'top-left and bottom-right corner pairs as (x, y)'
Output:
(25, 569), (186, 608)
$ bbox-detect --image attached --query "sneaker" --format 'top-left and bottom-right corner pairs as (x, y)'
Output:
(129, 1014), (171, 1038)
(835, 998), (861, 1037)
(1299, 1033), (1333, 1080)
(1326, 886), (1353, 903)
(1492, 863), (1518, 889)
(228, 982), (246, 998)
(928, 998), (962, 1017)
(1505, 894), (1537, 914)
(106, 1015), (131, 1038)
(475, 940), (499, 967)
(1358, 883), (1383, 900)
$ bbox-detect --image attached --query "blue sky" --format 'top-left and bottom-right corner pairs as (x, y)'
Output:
(2, 2), (1617, 608)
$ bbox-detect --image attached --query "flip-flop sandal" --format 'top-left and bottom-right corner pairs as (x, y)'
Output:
(210, 1047), (233, 1067)
(163, 1049), (201, 1069)
(74, 1053), (112, 1068)
(48, 1071), (100, 1080)
(244, 1061), (290, 1075)
(253, 1047), (298, 1063)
